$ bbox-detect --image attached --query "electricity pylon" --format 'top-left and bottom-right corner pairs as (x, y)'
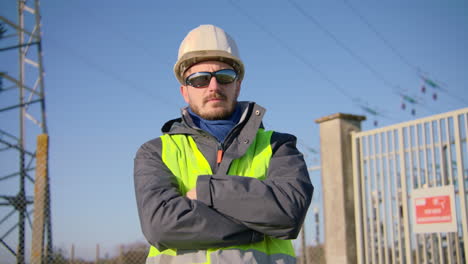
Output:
(0, 1), (51, 263)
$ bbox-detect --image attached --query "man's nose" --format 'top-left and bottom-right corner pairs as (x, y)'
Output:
(207, 76), (221, 91)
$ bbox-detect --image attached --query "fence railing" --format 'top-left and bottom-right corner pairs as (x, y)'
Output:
(352, 107), (468, 264)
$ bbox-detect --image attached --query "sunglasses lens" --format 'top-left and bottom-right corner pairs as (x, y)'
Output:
(214, 69), (237, 84)
(186, 72), (212, 88)
(185, 69), (238, 88)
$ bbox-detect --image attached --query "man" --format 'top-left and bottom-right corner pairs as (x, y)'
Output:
(134, 24), (313, 264)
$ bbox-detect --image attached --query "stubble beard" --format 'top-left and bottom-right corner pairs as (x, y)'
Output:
(191, 94), (237, 120)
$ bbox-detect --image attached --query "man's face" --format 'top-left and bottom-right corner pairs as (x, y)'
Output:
(180, 61), (241, 120)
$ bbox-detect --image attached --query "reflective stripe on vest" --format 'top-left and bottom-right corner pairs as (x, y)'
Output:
(147, 249), (296, 264)
(148, 129), (295, 264)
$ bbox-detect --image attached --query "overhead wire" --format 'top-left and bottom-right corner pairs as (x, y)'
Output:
(340, 0), (415, 71)
(226, 0), (399, 123)
(42, 2), (181, 109)
(48, 35), (179, 109)
(286, 0), (439, 116)
(66, 1), (166, 64)
(287, 0), (398, 93)
(228, 0), (354, 100)
(340, 0), (468, 106)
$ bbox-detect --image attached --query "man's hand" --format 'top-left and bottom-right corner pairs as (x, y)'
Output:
(186, 188), (197, 200)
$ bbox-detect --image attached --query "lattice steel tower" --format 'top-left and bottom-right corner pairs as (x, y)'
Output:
(0, 0), (52, 263)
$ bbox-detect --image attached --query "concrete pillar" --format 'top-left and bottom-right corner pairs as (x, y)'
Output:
(315, 113), (366, 264)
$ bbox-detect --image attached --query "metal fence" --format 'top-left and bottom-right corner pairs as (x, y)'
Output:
(29, 232), (323, 264)
(352, 107), (468, 264)
(41, 237), (323, 264)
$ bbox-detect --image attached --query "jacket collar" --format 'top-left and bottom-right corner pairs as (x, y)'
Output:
(162, 102), (264, 133)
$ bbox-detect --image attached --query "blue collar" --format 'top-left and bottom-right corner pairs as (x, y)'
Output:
(188, 105), (241, 143)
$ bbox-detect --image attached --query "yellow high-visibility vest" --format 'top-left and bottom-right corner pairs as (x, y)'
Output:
(147, 129), (295, 264)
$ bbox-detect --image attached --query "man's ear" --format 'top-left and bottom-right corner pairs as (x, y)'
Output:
(180, 85), (190, 103)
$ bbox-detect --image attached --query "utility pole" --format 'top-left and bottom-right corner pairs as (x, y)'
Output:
(0, 1), (51, 263)
(314, 207), (319, 246)
(300, 225), (308, 264)
(71, 244), (75, 264)
(96, 244), (100, 264)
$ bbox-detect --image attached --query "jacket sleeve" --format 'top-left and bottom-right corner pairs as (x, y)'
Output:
(196, 132), (314, 240)
(134, 138), (264, 251)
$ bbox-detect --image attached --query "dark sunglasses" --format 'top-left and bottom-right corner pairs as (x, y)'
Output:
(185, 69), (238, 88)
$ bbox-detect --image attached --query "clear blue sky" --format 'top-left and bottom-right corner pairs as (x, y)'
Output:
(1, 0), (467, 261)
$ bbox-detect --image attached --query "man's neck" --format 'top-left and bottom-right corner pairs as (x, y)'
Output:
(188, 105), (241, 142)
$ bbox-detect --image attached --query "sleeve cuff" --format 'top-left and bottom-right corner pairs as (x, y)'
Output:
(196, 175), (213, 207)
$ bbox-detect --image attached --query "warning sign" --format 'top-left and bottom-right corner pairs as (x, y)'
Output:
(411, 185), (457, 234)
(415, 195), (452, 224)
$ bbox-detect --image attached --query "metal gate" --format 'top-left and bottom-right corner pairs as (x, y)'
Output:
(352, 108), (468, 264)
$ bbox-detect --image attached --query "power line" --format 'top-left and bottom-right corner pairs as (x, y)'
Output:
(340, 0), (468, 106)
(226, 0), (398, 124)
(42, 3), (183, 110)
(286, 0), (443, 118)
(340, 0), (416, 72)
(226, 0), (354, 99)
(48, 35), (179, 109)
(66, 2), (165, 64)
(287, 0), (401, 93)
(262, 119), (320, 159)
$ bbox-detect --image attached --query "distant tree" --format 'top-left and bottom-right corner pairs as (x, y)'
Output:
(120, 241), (148, 264)
(46, 242), (149, 264)
(46, 247), (98, 264)
(48, 248), (68, 264)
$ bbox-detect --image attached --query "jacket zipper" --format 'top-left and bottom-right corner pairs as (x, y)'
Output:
(216, 121), (241, 167)
(216, 143), (224, 167)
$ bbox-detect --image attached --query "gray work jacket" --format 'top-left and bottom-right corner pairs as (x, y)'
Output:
(134, 101), (314, 251)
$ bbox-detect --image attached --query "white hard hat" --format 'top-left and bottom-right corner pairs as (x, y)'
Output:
(174, 24), (245, 85)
